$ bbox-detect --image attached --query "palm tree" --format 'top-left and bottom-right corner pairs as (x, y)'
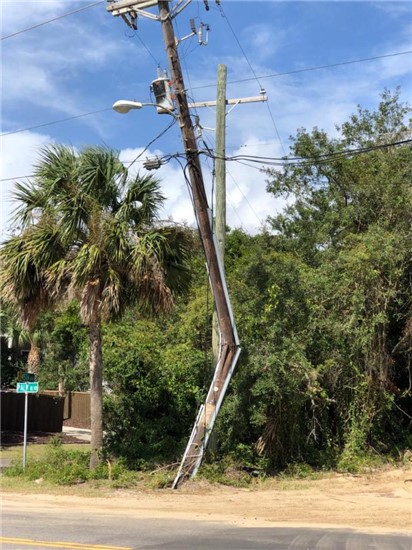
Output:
(0, 145), (191, 467)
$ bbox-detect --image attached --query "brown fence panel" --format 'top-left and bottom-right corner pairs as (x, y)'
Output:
(43, 391), (90, 429)
(1, 391), (64, 432)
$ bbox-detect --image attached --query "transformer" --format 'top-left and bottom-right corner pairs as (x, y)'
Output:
(151, 77), (174, 114)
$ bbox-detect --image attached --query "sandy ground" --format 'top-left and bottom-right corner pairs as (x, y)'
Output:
(2, 468), (412, 535)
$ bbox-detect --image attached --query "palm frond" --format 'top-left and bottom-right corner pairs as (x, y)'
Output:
(118, 173), (165, 226)
(33, 145), (78, 195)
(0, 233), (54, 330)
(3, 145), (191, 329)
(79, 146), (125, 208)
(71, 244), (103, 288)
(11, 180), (49, 228)
(100, 267), (121, 319)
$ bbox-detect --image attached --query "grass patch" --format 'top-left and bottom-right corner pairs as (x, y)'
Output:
(278, 463), (322, 480)
(1, 437), (176, 491)
(199, 457), (264, 488)
(0, 443), (88, 462)
(337, 449), (392, 473)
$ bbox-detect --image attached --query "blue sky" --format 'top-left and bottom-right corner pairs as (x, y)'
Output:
(1, 1), (411, 235)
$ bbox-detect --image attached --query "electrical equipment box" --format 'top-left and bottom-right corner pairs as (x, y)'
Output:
(151, 77), (173, 114)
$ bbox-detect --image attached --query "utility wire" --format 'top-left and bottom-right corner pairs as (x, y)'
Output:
(135, 33), (162, 66)
(191, 50), (412, 90)
(1, 1), (105, 41)
(206, 138), (412, 167)
(0, 108), (113, 137)
(216, 2), (286, 155)
(2, 49), (410, 138)
(2, 138), (410, 184)
(201, 131), (263, 227)
(127, 118), (177, 169)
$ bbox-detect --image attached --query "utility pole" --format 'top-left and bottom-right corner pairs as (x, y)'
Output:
(107, 0), (266, 487)
(212, 64), (227, 387)
(157, 1), (239, 487)
(215, 64), (227, 262)
(211, 65), (267, 364)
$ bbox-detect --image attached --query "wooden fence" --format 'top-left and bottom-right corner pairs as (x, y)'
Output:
(1, 391), (64, 432)
(43, 391), (90, 429)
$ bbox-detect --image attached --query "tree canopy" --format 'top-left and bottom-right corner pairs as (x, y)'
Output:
(0, 145), (192, 467)
(215, 89), (412, 470)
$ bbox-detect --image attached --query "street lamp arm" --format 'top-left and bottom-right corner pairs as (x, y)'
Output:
(112, 100), (144, 113)
(112, 99), (177, 117)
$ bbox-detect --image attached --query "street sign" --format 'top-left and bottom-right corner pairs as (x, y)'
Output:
(16, 382), (39, 393)
(21, 373), (36, 383)
(16, 381), (39, 469)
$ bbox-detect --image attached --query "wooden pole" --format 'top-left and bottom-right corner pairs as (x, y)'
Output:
(215, 63), (227, 261)
(157, 1), (239, 487)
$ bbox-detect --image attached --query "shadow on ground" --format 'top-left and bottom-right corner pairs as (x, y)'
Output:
(0, 431), (88, 447)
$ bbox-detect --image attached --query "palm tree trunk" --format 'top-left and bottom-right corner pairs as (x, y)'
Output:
(27, 341), (40, 374)
(89, 313), (103, 469)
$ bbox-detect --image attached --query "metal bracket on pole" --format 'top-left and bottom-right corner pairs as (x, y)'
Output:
(188, 95), (268, 110)
(107, 0), (162, 21)
(107, 0), (193, 21)
(170, 0), (192, 19)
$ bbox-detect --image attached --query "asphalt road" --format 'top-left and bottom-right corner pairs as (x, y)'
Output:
(1, 506), (411, 549)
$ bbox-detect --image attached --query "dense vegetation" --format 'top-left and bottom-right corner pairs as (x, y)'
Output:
(1, 90), (411, 475)
(0, 145), (191, 467)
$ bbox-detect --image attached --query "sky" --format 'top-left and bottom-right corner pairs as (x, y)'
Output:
(1, 0), (411, 237)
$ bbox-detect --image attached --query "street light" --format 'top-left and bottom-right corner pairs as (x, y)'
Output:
(112, 100), (176, 117)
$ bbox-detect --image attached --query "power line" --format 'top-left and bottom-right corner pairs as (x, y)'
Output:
(191, 50), (412, 90)
(1, 1), (105, 41)
(212, 138), (412, 167)
(0, 108), (113, 137)
(2, 48), (410, 138)
(135, 33), (161, 66)
(127, 118), (177, 169)
(2, 138), (410, 184)
(216, 2), (286, 155)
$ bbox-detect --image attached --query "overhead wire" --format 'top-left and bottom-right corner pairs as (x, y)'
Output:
(1, 1), (105, 41)
(201, 127), (262, 228)
(126, 117), (178, 169)
(191, 50), (412, 90)
(0, 108), (113, 137)
(2, 49), (410, 138)
(2, 139), (408, 188)
(1, 137), (410, 184)
(200, 138), (412, 169)
(134, 32), (162, 66)
(215, 2), (287, 156)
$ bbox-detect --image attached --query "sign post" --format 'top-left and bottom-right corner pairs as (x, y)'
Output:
(16, 381), (39, 469)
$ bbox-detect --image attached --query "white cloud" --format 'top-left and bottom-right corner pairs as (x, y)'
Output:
(243, 23), (290, 63)
(0, 131), (54, 239)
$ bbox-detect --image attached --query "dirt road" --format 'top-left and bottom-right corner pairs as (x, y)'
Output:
(2, 468), (412, 534)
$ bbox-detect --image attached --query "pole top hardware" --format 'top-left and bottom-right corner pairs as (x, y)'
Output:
(176, 20), (210, 46)
(106, 0), (165, 21)
(107, 0), (193, 23)
(107, 0), (161, 12)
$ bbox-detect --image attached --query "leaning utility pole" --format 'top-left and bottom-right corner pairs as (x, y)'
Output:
(107, 0), (265, 487)
(157, 1), (240, 487)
